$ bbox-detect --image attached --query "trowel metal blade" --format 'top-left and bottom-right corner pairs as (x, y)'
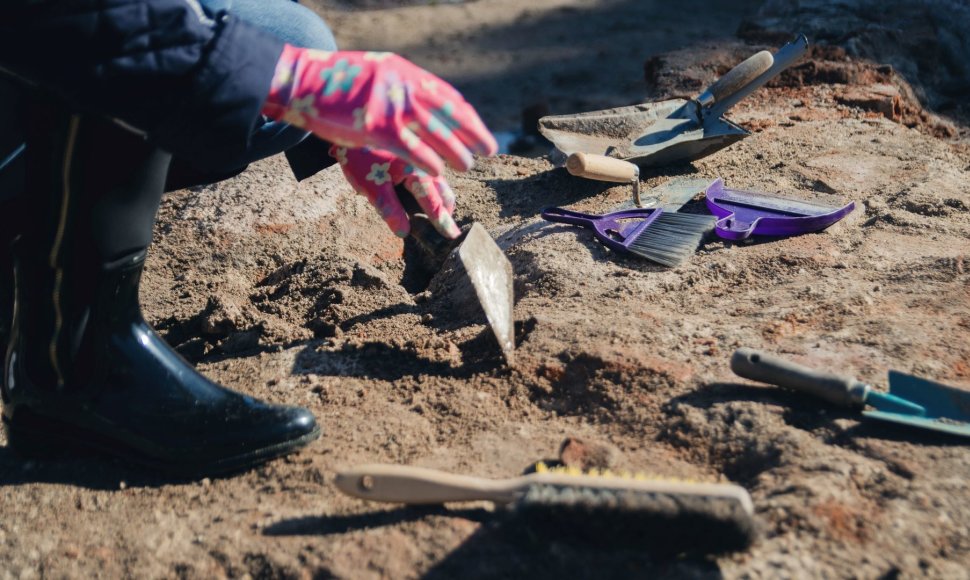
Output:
(537, 100), (688, 159)
(629, 117), (697, 148)
(887, 371), (970, 423)
(458, 223), (515, 365)
(861, 411), (970, 438)
(860, 372), (970, 438)
(626, 117), (748, 167)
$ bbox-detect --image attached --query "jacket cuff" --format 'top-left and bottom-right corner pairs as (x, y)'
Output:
(284, 135), (338, 181)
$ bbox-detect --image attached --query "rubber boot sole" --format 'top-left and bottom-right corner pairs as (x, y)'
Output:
(3, 409), (321, 478)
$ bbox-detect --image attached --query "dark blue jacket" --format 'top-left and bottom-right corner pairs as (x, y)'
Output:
(0, 0), (284, 168)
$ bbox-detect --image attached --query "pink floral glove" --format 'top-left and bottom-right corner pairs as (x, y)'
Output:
(262, 46), (498, 177)
(331, 145), (460, 239)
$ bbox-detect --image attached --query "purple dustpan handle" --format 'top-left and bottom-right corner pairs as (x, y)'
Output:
(541, 207), (662, 254)
(713, 215), (758, 240)
(540, 207), (600, 228)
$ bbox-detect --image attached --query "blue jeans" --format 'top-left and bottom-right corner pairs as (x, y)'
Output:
(209, 0), (337, 51)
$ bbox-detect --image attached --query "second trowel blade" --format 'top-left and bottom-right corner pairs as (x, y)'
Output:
(458, 223), (515, 365)
(860, 371), (970, 438)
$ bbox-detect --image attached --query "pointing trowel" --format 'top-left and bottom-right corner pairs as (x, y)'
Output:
(731, 348), (970, 438)
(397, 187), (515, 366)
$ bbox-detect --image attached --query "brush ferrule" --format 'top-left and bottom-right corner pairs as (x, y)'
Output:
(632, 179), (644, 207)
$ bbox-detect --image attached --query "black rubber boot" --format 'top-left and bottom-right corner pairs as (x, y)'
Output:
(1, 109), (320, 477)
(0, 76), (25, 358)
(0, 235), (10, 361)
(0, 196), (26, 380)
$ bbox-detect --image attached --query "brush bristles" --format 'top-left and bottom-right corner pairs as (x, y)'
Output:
(507, 483), (757, 553)
(534, 461), (710, 484)
(512, 462), (758, 553)
(626, 212), (715, 267)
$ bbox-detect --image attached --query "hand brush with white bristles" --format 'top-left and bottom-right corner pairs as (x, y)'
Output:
(541, 206), (714, 267)
(554, 153), (715, 266)
(334, 462), (757, 553)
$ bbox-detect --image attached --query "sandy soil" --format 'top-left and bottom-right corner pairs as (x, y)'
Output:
(2, 1), (969, 578)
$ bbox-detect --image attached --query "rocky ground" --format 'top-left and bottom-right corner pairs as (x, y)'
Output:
(1, 0), (969, 578)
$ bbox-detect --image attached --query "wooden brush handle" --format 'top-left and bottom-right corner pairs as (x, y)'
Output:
(566, 152), (639, 183)
(334, 464), (518, 505)
(697, 51), (774, 107)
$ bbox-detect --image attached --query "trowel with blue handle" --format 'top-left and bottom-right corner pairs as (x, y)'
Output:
(731, 348), (970, 438)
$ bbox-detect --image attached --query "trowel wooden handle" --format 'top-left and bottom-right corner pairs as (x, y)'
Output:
(707, 36), (808, 119)
(698, 51), (774, 107)
(566, 152), (639, 183)
(731, 348), (866, 408)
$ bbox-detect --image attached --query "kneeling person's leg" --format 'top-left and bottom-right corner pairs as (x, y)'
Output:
(3, 104), (320, 474)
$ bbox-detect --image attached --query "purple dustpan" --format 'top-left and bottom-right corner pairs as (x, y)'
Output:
(704, 178), (855, 240)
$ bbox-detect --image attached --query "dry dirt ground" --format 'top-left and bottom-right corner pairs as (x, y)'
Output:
(2, 1), (969, 578)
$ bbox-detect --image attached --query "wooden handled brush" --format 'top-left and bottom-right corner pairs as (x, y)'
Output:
(335, 463), (757, 553)
(540, 206), (714, 267)
(566, 152), (639, 184)
(566, 153), (648, 207)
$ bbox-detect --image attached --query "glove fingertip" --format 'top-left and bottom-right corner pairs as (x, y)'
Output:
(440, 182), (457, 214)
(425, 208), (460, 239)
(481, 133), (499, 157)
(455, 147), (475, 172)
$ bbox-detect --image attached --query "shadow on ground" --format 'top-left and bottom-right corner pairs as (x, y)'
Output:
(665, 381), (970, 448)
(266, 505), (726, 579)
(0, 446), (193, 489)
